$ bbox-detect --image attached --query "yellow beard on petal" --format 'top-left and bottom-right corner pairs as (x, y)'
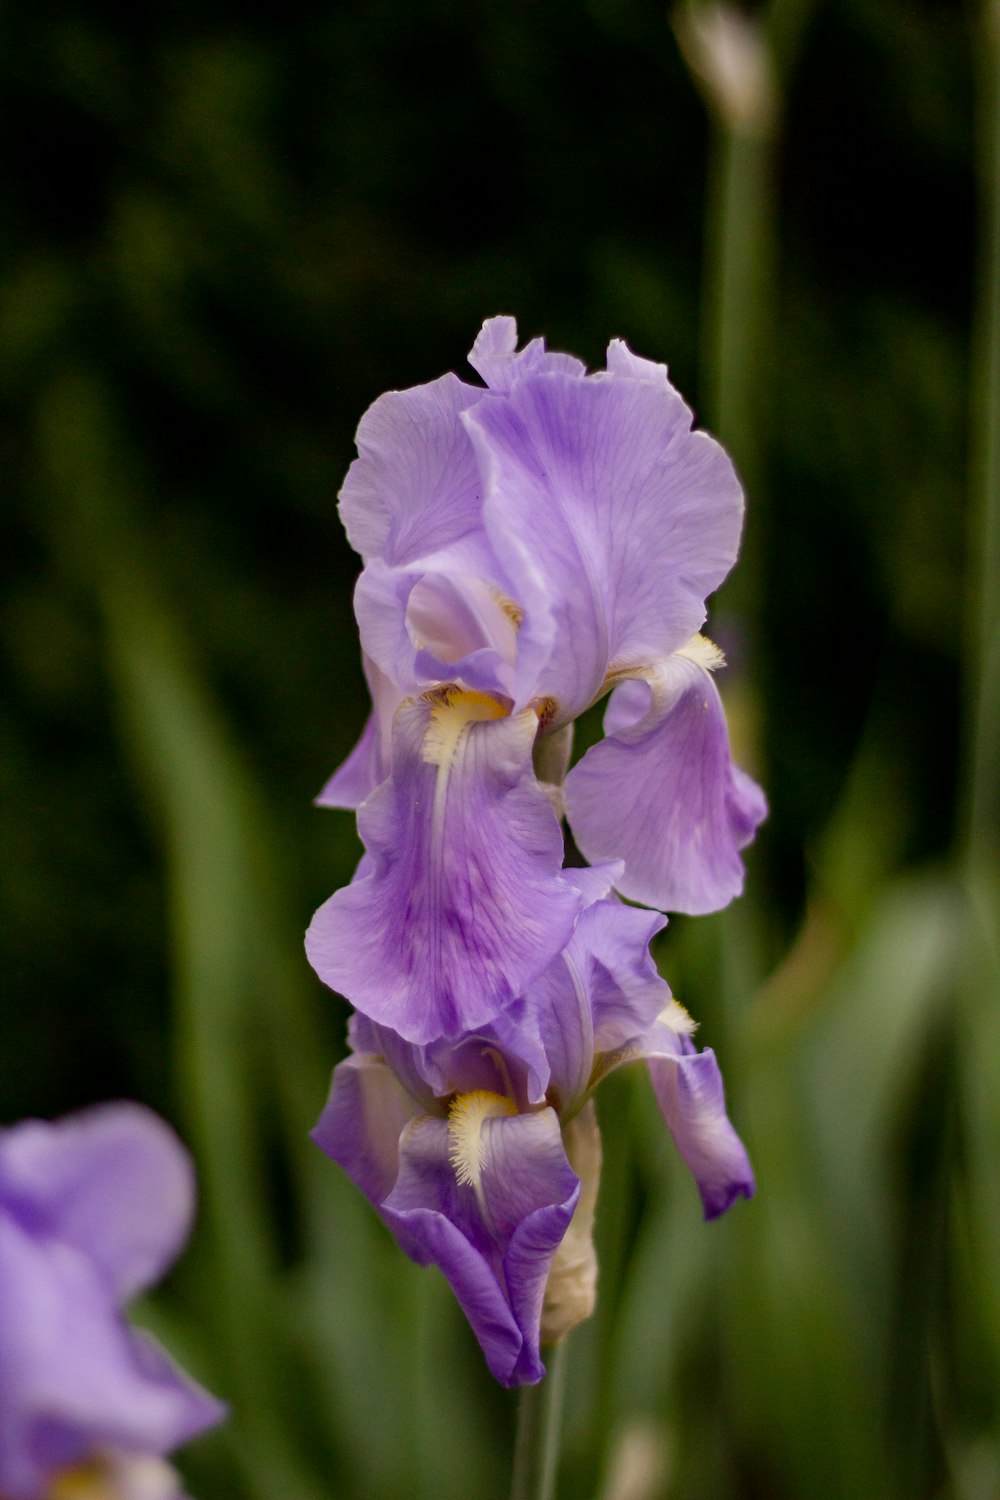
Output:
(658, 997), (699, 1035)
(421, 688), (508, 769)
(47, 1464), (114, 1500)
(47, 1456), (178, 1500)
(675, 633), (726, 673)
(447, 1090), (518, 1190)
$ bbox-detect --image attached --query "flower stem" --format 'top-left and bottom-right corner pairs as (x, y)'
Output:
(510, 1339), (568, 1500)
(965, 0), (1000, 881)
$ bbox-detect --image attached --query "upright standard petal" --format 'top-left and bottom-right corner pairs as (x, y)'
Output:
(604, 337), (670, 385)
(564, 643), (767, 914)
(644, 1032), (756, 1220)
(464, 370), (745, 721)
(338, 372), (485, 567)
(0, 1105), (194, 1303)
(354, 557), (520, 705)
(468, 316), (586, 394)
(305, 689), (581, 1044)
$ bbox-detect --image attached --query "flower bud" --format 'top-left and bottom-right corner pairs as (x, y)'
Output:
(676, 3), (776, 137)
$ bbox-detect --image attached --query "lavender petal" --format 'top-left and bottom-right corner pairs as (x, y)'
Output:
(565, 653), (767, 915)
(306, 693), (580, 1044)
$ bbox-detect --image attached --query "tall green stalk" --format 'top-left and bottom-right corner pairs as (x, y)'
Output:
(510, 1340), (569, 1500)
(687, 0), (817, 651)
(966, 0), (1000, 884)
(955, 3), (1000, 1459)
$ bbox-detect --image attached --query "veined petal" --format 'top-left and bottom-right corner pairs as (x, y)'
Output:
(605, 338), (670, 385)
(315, 655), (401, 810)
(382, 1108), (579, 1386)
(525, 896), (669, 1114)
(338, 373), (486, 566)
(564, 646), (767, 915)
(468, 317), (586, 394)
(354, 556), (523, 705)
(407, 572), (519, 673)
(644, 1032), (755, 1220)
(464, 371), (745, 722)
(311, 1054), (421, 1211)
(353, 560), (425, 695)
(561, 861), (625, 907)
(572, 900), (670, 1052)
(305, 690), (581, 1044)
(0, 1106), (194, 1304)
(315, 712), (380, 810)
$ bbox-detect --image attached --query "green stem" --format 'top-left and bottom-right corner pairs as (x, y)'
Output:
(965, 0), (1000, 882)
(702, 121), (773, 632)
(510, 1339), (568, 1500)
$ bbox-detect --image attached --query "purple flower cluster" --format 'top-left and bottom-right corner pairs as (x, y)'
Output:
(0, 1104), (224, 1500)
(307, 318), (764, 1386)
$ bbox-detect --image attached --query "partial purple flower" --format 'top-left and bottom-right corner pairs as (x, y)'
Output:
(309, 317), (766, 1040)
(312, 875), (753, 1386)
(0, 1103), (225, 1500)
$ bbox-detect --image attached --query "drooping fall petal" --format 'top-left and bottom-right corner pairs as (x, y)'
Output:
(306, 690), (581, 1044)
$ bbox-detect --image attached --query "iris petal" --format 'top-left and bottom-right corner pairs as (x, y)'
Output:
(0, 1218), (220, 1491)
(464, 370), (745, 721)
(0, 1105), (194, 1303)
(339, 373), (485, 566)
(564, 650), (767, 915)
(306, 691), (581, 1044)
(381, 1109), (579, 1386)
(316, 655), (401, 810)
(311, 1054), (422, 1219)
(524, 896), (669, 1114)
(468, 316), (586, 393)
(645, 1035), (755, 1220)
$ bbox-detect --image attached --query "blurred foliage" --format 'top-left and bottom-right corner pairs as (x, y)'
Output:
(1, 0), (996, 1497)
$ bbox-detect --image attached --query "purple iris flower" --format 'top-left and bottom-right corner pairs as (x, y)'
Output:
(312, 868), (753, 1387)
(307, 318), (766, 1045)
(0, 1103), (225, 1500)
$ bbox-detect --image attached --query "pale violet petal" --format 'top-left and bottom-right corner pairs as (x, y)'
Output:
(305, 693), (581, 1044)
(338, 372), (486, 566)
(311, 1054), (420, 1211)
(353, 560), (424, 694)
(570, 899), (670, 1053)
(381, 1110), (578, 1386)
(355, 557), (521, 704)
(560, 860), (625, 908)
(315, 713), (380, 809)
(644, 1034), (755, 1219)
(524, 896), (668, 1111)
(468, 317), (586, 394)
(605, 338), (670, 384)
(0, 1105), (194, 1303)
(315, 655), (402, 809)
(464, 372), (744, 722)
(0, 1218), (222, 1496)
(564, 654), (767, 915)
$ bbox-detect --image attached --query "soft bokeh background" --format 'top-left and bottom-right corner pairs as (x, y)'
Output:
(3, 1), (998, 1496)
